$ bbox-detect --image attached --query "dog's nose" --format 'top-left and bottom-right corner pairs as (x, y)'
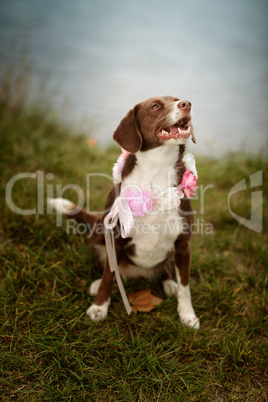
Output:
(177, 100), (192, 111)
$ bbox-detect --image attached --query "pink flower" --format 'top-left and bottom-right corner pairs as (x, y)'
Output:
(143, 197), (153, 213)
(125, 189), (153, 217)
(178, 170), (198, 198)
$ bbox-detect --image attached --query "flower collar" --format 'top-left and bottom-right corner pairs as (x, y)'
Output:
(105, 149), (198, 238)
(123, 167), (198, 217)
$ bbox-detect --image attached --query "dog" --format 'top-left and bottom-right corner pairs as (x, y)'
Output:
(49, 96), (200, 329)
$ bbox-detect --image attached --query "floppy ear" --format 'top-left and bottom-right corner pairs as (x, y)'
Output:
(189, 121), (196, 144)
(113, 107), (142, 153)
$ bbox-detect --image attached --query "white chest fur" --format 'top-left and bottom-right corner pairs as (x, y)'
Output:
(121, 145), (183, 269)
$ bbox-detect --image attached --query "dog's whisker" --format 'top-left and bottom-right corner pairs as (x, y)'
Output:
(153, 114), (172, 127)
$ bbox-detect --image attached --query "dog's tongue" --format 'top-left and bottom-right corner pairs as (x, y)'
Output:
(168, 125), (179, 135)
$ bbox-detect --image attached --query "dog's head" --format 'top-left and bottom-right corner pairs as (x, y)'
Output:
(113, 96), (196, 153)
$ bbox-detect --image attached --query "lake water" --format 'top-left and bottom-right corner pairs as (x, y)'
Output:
(0, 0), (267, 156)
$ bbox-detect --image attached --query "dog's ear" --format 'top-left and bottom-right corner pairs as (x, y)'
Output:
(189, 121), (196, 144)
(113, 107), (142, 153)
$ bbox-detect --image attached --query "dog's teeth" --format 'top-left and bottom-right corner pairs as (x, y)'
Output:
(178, 127), (182, 134)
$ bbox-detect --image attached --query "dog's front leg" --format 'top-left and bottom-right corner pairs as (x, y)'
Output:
(174, 238), (200, 329)
(86, 256), (114, 321)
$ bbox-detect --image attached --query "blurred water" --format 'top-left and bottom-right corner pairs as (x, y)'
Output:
(0, 0), (267, 156)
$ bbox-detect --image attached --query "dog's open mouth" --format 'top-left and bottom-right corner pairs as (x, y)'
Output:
(157, 118), (191, 141)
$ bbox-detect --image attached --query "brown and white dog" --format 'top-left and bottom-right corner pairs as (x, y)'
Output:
(49, 96), (200, 329)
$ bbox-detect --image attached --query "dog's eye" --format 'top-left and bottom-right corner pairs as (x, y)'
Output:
(152, 104), (159, 109)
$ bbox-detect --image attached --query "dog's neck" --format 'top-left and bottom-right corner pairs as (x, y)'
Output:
(121, 144), (185, 193)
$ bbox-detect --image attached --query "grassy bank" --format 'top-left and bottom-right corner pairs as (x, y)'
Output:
(0, 86), (267, 401)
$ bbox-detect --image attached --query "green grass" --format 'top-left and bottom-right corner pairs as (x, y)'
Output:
(0, 77), (267, 401)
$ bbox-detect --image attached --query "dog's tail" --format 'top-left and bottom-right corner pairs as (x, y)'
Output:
(47, 198), (99, 227)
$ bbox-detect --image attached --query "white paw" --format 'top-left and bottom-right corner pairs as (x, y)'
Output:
(179, 313), (200, 329)
(163, 279), (178, 297)
(86, 299), (110, 322)
(89, 278), (102, 296)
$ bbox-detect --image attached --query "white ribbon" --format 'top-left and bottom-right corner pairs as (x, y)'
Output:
(103, 195), (135, 315)
(104, 195), (135, 239)
(104, 228), (132, 315)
